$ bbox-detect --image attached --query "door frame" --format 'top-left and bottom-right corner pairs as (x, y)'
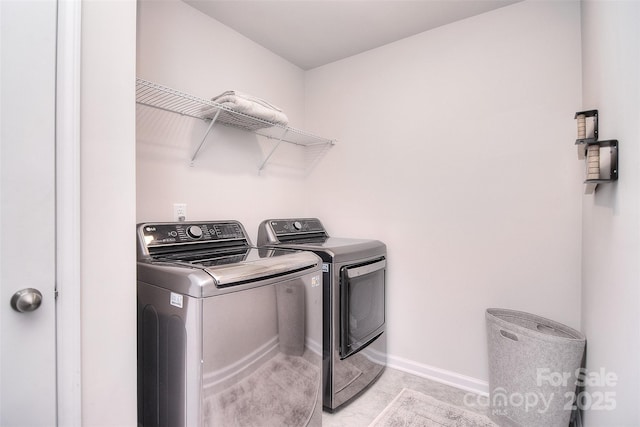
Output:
(56, 0), (82, 425)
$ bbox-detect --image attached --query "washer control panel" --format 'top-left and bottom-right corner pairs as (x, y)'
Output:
(140, 221), (247, 247)
(269, 218), (325, 236)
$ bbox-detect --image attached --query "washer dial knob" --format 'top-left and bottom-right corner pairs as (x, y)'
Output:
(187, 225), (203, 239)
(293, 221), (303, 231)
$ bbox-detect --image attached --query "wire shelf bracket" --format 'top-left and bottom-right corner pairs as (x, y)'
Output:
(190, 109), (220, 166)
(258, 128), (288, 172)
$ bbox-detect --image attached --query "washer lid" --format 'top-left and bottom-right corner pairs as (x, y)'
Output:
(138, 248), (321, 297)
(196, 248), (319, 287)
(137, 222), (322, 296)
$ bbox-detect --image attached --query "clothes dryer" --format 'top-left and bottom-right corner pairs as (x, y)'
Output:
(257, 218), (386, 411)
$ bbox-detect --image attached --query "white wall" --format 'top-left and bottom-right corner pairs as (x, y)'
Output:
(141, 4), (640, 420)
(136, 0), (313, 244)
(125, 0), (639, 424)
(304, 0), (583, 384)
(81, 0), (137, 425)
(580, 1), (640, 425)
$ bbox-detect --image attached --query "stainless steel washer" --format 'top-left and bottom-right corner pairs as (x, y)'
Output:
(257, 218), (386, 412)
(137, 220), (323, 427)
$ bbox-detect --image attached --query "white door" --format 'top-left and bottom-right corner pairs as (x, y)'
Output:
(0, 1), (58, 426)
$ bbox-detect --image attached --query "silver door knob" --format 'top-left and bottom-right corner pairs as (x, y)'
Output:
(10, 288), (43, 313)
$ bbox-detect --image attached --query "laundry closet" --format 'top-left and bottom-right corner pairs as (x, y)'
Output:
(132, 1), (640, 426)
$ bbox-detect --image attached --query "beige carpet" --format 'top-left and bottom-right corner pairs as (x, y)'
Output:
(369, 388), (497, 427)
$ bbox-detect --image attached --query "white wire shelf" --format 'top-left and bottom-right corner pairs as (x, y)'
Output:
(136, 78), (335, 168)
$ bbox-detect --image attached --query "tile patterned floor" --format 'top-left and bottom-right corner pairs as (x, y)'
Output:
(322, 366), (490, 427)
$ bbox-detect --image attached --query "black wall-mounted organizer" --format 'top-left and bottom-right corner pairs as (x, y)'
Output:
(574, 109), (618, 194)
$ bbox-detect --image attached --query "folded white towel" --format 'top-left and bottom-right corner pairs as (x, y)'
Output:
(210, 90), (289, 129)
(213, 90), (284, 112)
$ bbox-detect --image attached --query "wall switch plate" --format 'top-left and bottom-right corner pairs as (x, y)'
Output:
(173, 203), (187, 221)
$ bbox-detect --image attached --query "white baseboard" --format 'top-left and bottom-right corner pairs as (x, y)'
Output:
(387, 354), (489, 397)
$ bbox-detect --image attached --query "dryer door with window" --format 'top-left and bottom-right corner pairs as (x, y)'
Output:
(339, 258), (386, 358)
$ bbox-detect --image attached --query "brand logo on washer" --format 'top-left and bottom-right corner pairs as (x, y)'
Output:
(322, 264), (329, 273)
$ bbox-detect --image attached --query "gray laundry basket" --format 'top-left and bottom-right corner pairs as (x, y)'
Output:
(486, 308), (586, 427)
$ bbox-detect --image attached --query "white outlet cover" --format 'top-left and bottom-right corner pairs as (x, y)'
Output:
(173, 203), (187, 221)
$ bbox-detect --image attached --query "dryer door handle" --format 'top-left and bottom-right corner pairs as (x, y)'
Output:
(345, 259), (386, 279)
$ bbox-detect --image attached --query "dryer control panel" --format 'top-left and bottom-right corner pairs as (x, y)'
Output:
(257, 218), (329, 246)
(269, 218), (325, 235)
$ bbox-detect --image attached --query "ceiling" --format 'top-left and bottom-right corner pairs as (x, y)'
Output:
(183, 0), (519, 70)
